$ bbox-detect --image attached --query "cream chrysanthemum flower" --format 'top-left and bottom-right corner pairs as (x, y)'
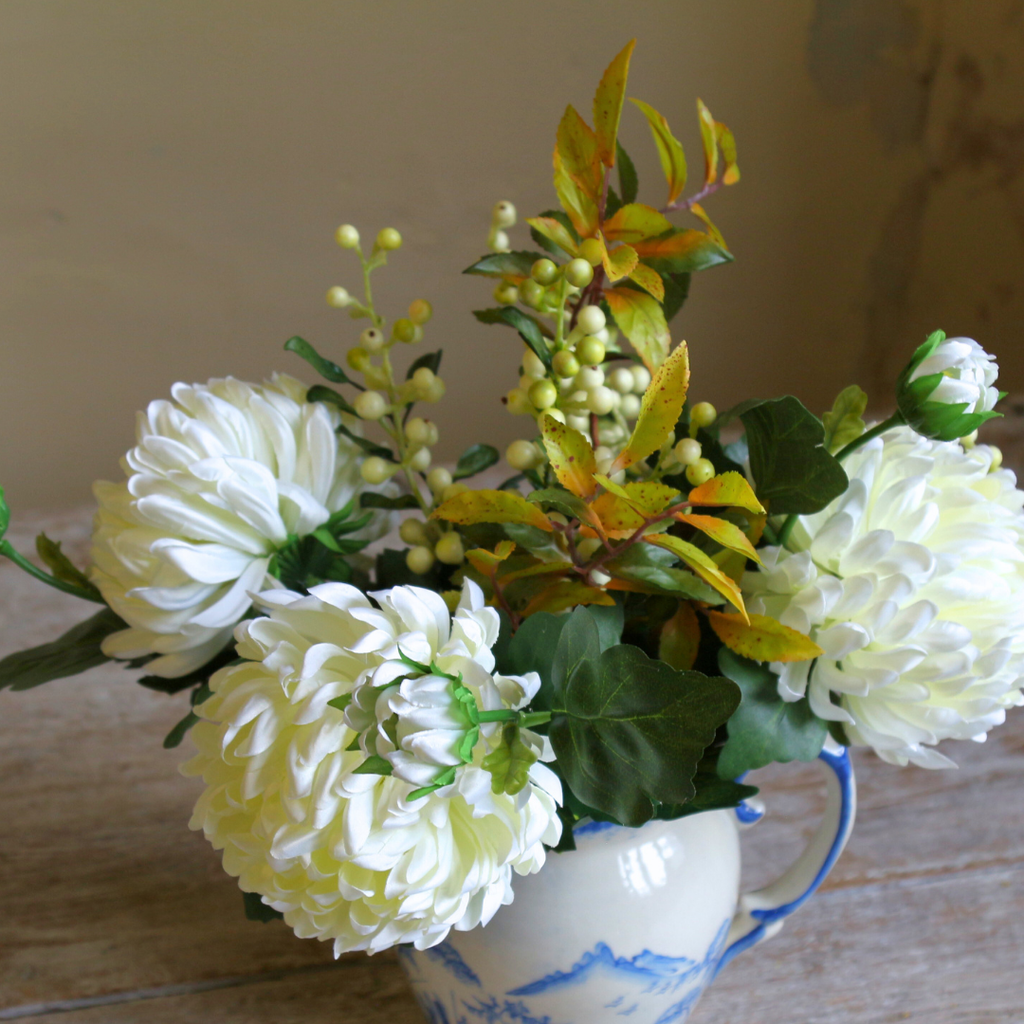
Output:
(90, 374), (372, 678)
(182, 580), (562, 955)
(744, 426), (1024, 768)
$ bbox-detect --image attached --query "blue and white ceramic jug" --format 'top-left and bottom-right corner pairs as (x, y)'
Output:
(400, 744), (855, 1024)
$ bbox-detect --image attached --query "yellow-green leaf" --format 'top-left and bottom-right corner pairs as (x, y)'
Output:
(822, 384), (868, 453)
(601, 240), (639, 283)
(540, 413), (598, 499)
(498, 560), (575, 586)
(522, 579), (616, 618)
(687, 471), (766, 515)
(593, 476), (679, 516)
(645, 533), (747, 619)
(465, 540), (517, 576)
(706, 611), (823, 663)
(715, 119), (740, 185)
(557, 105), (602, 200)
(554, 147), (600, 238)
(526, 216), (578, 257)
(432, 490), (554, 532)
(696, 98), (718, 186)
(614, 341), (689, 469)
(587, 491), (645, 538)
(632, 228), (726, 265)
(593, 39), (636, 167)
(604, 287), (672, 372)
(678, 514), (762, 564)
(630, 98), (688, 205)
(659, 602), (701, 670)
(627, 262), (665, 302)
(602, 203), (674, 245)
(689, 202), (727, 250)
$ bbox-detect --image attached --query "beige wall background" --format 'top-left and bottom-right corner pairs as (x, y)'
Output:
(1, 0), (1023, 511)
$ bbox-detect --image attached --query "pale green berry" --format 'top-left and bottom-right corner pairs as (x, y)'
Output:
(575, 366), (605, 390)
(529, 379), (558, 410)
(564, 258), (594, 288)
(423, 377), (446, 403)
(355, 390), (387, 420)
(364, 365), (389, 390)
(598, 422), (625, 444)
(631, 365), (652, 393)
(690, 402), (718, 430)
(440, 482), (469, 503)
(686, 458), (716, 486)
(552, 350), (580, 378)
(408, 446), (432, 472)
(489, 229), (510, 252)
(990, 446), (1004, 471)
(399, 518), (430, 546)
(620, 394), (641, 419)
(577, 305), (606, 335)
(961, 430), (979, 450)
(335, 224), (360, 249)
(520, 279), (545, 308)
(405, 417), (434, 446)
(607, 367), (635, 393)
(543, 408), (567, 424)
(434, 532), (465, 566)
(506, 439), (540, 471)
(326, 286), (352, 308)
(531, 258), (559, 285)
(412, 367), (436, 392)
(406, 545), (435, 575)
(346, 347), (371, 372)
(426, 467), (452, 494)
(567, 414), (591, 432)
(377, 227), (402, 251)
(492, 200), (517, 228)
(506, 388), (532, 415)
(409, 299), (433, 325)
(360, 327), (386, 353)
(575, 337), (606, 367)
(522, 349), (546, 378)
(579, 238), (604, 266)
(587, 386), (617, 416)
(360, 456), (393, 484)
(674, 438), (703, 466)
(494, 282), (519, 305)
(392, 318), (417, 344)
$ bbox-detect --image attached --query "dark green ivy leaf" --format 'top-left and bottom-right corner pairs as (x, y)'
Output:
(740, 396), (849, 514)
(406, 349), (443, 380)
(716, 649), (827, 780)
(360, 492), (421, 511)
(500, 611), (568, 694)
(336, 421), (395, 461)
(306, 384), (357, 417)
(243, 891), (284, 923)
(462, 251), (549, 278)
(284, 336), (358, 387)
(604, 186), (624, 220)
(617, 141), (639, 204)
(654, 747), (759, 820)
(606, 544), (721, 604)
(453, 444), (500, 481)
(660, 271), (691, 323)
(547, 608), (741, 826)
(473, 307), (552, 370)
(0, 607), (125, 691)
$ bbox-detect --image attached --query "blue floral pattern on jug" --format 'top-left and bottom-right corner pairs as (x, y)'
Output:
(401, 918), (730, 1024)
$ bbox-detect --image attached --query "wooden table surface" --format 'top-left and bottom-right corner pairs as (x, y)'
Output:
(2, 505), (1023, 1024)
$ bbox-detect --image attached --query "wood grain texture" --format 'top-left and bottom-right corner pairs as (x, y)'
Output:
(1, 507), (1023, 1023)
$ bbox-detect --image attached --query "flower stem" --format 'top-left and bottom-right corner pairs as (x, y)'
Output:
(0, 540), (105, 603)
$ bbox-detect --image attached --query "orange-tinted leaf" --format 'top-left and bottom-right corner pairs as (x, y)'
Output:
(614, 341), (689, 469)
(601, 240), (639, 283)
(593, 39), (636, 167)
(465, 539), (516, 576)
(677, 514), (762, 564)
(540, 414), (598, 499)
(689, 203), (727, 250)
(432, 490), (554, 532)
(630, 98), (688, 205)
(715, 120), (740, 185)
(644, 533), (747, 619)
(604, 287), (672, 372)
(696, 98), (718, 186)
(631, 229), (728, 269)
(554, 147), (600, 238)
(526, 216), (578, 257)
(522, 579), (616, 617)
(687, 471), (766, 515)
(498, 560), (574, 585)
(659, 603), (701, 670)
(557, 105), (602, 200)
(588, 491), (645, 538)
(706, 611), (823, 663)
(627, 262), (665, 302)
(602, 203), (673, 245)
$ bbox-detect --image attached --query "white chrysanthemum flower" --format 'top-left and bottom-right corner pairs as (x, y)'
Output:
(908, 336), (1000, 415)
(744, 426), (1024, 768)
(90, 374), (375, 678)
(182, 580), (562, 955)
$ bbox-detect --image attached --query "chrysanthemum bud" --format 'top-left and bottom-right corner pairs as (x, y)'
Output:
(335, 224), (360, 249)
(327, 286), (352, 308)
(492, 201), (517, 229)
(355, 391), (387, 420)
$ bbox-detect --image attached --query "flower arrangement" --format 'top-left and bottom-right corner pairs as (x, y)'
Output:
(2, 40), (1022, 966)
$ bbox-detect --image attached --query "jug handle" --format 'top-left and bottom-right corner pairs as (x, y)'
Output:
(714, 740), (856, 976)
